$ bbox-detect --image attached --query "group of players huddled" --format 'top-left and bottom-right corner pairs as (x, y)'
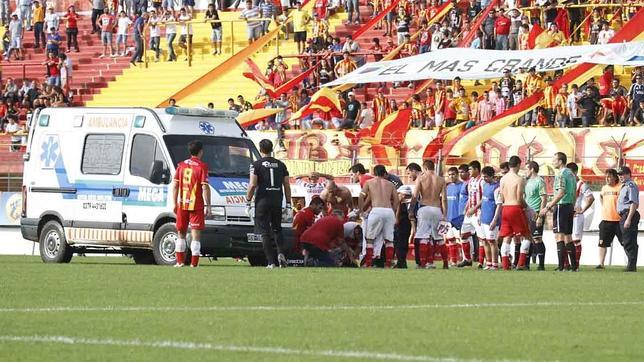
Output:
(289, 150), (639, 272)
(171, 138), (639, 271)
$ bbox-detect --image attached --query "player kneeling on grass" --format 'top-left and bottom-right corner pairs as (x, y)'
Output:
(301, 209), (354, 267)
(409, 160), (448, 269)
(499, 156), (531, 271)
(173, 141), (212, 268)
(480, 166), (501, 270)
(293, 197), (326, 256)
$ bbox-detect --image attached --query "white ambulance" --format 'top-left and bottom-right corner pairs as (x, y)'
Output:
(20, 107), (293, 266)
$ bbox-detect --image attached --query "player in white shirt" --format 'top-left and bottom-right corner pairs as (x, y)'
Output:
(458, 160), (484, 267)
(295, 172), (333, 209)
(567, 162), (594, 268)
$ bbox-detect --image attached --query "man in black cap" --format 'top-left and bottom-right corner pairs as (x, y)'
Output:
(616, 166), (639, 272)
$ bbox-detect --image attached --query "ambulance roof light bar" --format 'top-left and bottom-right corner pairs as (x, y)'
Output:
(164, 107), (239, 119)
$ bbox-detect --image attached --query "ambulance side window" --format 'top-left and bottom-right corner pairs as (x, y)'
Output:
(130, 134), (169, 184)
(81, 134), (125, 175)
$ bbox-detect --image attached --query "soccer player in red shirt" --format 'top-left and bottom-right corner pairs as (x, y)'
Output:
(301, 210), (352, 267)
(172, 141), (212, 268)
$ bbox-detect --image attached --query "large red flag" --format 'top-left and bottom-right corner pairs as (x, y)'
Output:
(554, 8), (570, 39)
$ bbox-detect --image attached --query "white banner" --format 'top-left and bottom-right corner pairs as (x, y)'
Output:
(326, 41), (644, 85)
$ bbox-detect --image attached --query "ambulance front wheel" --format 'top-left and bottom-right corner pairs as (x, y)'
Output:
(39, 220), (74, 263)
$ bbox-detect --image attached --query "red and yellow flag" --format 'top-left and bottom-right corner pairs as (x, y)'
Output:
(527, 23), (555, 49)
(288, 87), (342, 122)
(237, 108), (284, 128)
(244, 58), (320, 98)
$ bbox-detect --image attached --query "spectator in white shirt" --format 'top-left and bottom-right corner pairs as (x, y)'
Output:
(358, 102), (374, 129)
(116, 11), (132, 56)
(5, 116), (21, 152)
(44, 5), (59, 33)
(148, 10), (162, 61)
(177, 7), (192, 60)
(597, 22), (614, 45)
(163, 9), (177, 61)
(567, 84), (582, 126)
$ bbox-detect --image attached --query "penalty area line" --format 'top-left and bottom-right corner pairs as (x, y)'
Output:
(0, 301), (643, 313)
(0, 335), (531, 362)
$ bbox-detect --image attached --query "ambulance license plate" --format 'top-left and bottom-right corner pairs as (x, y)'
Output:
(247, 233), (262, 243)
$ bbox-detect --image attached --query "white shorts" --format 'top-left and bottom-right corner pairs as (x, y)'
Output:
(445, 227), (460, 240)
(415, 206), (442, 240)
(360, 212), (385, 259)
(572, 214), (584, 241)
(460, 214), (482, 236)
(481, 224), (499, 241)
(366, 207), (395, 242)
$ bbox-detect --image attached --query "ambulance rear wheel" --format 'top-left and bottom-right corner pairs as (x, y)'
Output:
(152, 223), (191, 266)
(39, 221), (73, 263)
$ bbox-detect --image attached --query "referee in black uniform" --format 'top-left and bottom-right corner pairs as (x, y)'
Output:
(246, 139), (292, 268)
(617, 166), (640, 272)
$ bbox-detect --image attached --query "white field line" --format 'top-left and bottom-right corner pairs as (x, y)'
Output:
(0, 335), (534, 362)
(0, 301), (642, 313)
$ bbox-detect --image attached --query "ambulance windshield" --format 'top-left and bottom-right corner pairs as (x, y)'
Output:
(164, 135), (260, 177)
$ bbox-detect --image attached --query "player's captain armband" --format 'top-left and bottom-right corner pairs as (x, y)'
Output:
(360, 192), (368, 197)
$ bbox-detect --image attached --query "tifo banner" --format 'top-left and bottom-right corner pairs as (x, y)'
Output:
(326, 41), (644, 85)
(0, 192), (21, 226)
(247, 128), (644, 187)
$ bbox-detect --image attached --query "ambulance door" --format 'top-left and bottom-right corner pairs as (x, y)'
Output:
(71, 133), (127, 240)
(122, 130), (172, 245)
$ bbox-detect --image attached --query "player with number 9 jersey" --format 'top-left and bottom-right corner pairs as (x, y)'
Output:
(174, 155), (209, 231)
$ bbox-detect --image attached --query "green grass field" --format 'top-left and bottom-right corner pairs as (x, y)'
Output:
(1, 256), (643, 361)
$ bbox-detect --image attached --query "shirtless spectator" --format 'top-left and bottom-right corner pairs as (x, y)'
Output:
(409, 160), (448, 269)
(499, 156), (531, 271)
(320, 179), (353, 216)
(359, 165), (399, 268)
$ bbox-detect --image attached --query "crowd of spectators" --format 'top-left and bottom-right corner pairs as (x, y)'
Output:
(232, 0), (642, 133)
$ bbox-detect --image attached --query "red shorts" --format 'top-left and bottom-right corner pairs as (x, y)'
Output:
(176, 208), (205, 233)
(499, 205), (530, 238)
